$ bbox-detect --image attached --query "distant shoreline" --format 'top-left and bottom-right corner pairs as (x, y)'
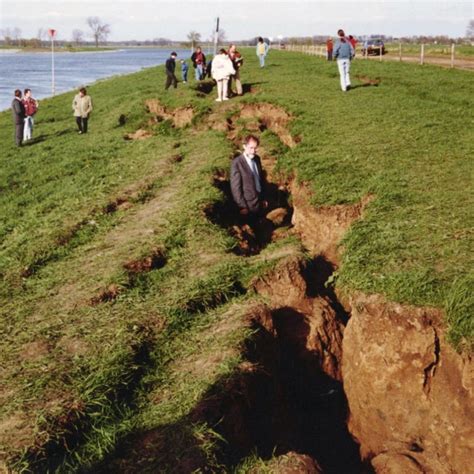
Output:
(0, 47), (120, 54)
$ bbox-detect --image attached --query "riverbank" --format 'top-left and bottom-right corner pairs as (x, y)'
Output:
(0, 50), (472, 472)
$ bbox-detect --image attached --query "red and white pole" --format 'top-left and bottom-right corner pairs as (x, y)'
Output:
(48, 29), (57, 95)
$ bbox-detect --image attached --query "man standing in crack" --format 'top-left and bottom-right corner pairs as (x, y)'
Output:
(230, 134), (268, 228)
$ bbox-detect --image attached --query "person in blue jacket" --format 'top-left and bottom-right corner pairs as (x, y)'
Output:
(333, 29), (354, 91)
(256, 37), (269, 67)
(180, 60), (189, 83)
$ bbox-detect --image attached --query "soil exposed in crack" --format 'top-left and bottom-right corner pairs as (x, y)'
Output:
(145, 99), (194, 128)
(90, 248), (167, 305)
(205, 168), (293, 256)
(101, 257), (368, 473)
(207, 257), (366, 472)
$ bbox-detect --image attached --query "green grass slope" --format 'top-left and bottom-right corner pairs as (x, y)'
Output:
(0, 49), (472, 471)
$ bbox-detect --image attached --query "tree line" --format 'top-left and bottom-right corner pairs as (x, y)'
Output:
(0, 17), (111, 48)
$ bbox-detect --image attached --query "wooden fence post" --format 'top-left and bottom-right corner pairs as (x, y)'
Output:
(399, 42), (402, 61)
(451, 43), (455, 68)
(420, 43), (425, 65)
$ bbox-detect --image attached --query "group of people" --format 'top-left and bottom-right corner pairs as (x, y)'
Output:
(164, 38), (270, 101)
(10, 86), (93, 146)
(11, 30), (356, 149)
(11, 89), (38, 147)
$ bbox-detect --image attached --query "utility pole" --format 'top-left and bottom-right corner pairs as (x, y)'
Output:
(48, 28), (57, 95)
(213, 17), (219, 56)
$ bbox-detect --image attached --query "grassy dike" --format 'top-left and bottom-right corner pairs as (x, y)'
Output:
(0, 49), (472, 471)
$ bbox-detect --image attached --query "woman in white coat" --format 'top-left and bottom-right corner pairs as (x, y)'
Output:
(211, 49), (236, 102)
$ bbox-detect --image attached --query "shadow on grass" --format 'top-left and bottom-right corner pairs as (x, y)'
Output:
(92, 315), (369, 473)
(241, 81), (268, 94)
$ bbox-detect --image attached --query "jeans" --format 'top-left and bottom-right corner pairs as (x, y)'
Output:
(337, 58), (351, 91)
(258, 54), (265, 67)
(23, 116), (34, 141)
(195, 64), (203, 80)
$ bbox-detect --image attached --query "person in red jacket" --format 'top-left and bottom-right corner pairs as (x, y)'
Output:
(326, 37), (334, 61)
(22, 88), (38, 142)
(191, 46), (206, 81)
(348, 35), (357, 55)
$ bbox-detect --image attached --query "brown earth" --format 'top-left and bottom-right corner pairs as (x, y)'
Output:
(124, 129), (153, 140)
(290, 181), (373, 265)
(145, 99), (194, 127)
(284, 175), (473, 472)
(342, 292), (474, 474)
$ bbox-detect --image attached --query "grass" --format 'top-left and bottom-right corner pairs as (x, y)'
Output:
(0, 47), (472, 471)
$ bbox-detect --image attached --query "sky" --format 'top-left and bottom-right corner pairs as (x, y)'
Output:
(0, 0), (472, 41)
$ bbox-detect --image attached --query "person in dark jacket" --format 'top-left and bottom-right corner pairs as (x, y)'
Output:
(191, 46), (206, 81)
(230, 134), (268, 226)
(11, 89), (26, 147)
(165, 52), (178, 90)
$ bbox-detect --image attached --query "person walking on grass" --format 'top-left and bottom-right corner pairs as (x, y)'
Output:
(23, 88), (38, 142)
(191, 46), (206, 81)
(256, 37), (269, 67)
(228, 44), (244, 96)
(165, 52), (178, 90)
(230, 134), (268, 225)
(211, 48), (235, 102)
(334, 29), (354, 92)
(72, 87), (93, 134)
(11, 89), (26, 147)
(180, 59), (189, 83)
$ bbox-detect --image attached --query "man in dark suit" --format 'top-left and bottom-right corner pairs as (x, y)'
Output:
(11, 89), (26, 147)
(230, 134), (268, 226)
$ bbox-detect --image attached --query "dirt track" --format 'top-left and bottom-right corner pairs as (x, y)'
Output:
(364, 53), (474, 71)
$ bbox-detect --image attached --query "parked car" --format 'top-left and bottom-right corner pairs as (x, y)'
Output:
(362, 39), (385, 56)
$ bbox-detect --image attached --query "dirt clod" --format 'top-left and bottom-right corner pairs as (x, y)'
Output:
(123, 248), (167, 274)
(90, 283), (121, 305)
(124, 129), (153, 140)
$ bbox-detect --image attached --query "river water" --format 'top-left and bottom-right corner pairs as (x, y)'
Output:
(0, 48), (192, 111)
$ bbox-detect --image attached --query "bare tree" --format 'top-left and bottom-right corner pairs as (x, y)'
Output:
(12, 27), (22, 46)
(467, 19), (474, 39)
(72, 29), (84, 46)
(86, 17), (110, 47)
(0, 28), (12, 45)
(187, 30), (201, 50)
(36, 28), (48, 48)
(210, 28), (226, 47)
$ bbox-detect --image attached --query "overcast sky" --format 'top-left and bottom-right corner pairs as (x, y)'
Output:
(1, 0), (472, 41)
